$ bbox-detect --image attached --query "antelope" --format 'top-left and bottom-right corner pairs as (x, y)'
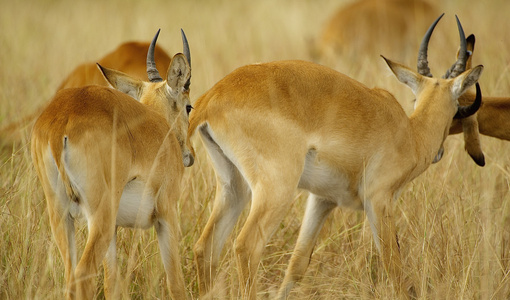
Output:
(314, 0), (438, 61)
(57, 41), (171, 90)
(188, 15), (482, 299)
(449, 33), (510, 165)
(0, 40), (170, 148)
(31, 30), (193, 299)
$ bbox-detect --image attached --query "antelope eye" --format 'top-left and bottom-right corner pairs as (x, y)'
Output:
(186, 105), (193, 115)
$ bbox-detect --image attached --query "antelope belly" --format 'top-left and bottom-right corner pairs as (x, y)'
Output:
(116, 179), (155, 229)
(298, 150), (362, 210)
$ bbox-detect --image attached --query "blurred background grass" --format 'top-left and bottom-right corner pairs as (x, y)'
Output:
(1, 0), (510, 298)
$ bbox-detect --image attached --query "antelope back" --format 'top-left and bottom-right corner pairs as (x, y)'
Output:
(58, 42), (171, 90)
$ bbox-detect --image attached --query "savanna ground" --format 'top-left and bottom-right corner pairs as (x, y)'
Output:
(1, 0), (510, 299)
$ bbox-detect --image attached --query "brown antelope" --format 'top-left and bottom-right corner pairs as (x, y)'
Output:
(457, 96), (510, 141)
(188, 16), (482, 299)
(0, 40), (170, 148)
(449, 34), (510, 166)
(31, 30), (193, 299)
(314, 0), (438, 61)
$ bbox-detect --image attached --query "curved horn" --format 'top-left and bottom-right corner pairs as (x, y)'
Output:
(181, 28), (191, 66)
(454, 82), (481, 119)
(147, 29), (163, 82)
(181, 29), (191, 90)
(444, 15), (468, 79)
(417, 13), (444, 77)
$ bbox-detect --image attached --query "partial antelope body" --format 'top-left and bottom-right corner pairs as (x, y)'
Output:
(454, 93), (510, 141)
(188, 16), (482, 299)
(0, 40), (170, 149)
(449, 34), (510, 165)
(31, 30), (193, 299)
(314, 0), (438, 61)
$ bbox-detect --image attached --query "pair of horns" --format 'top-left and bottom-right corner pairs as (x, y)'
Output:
(417, 13), (481, 119)
(147, 29), (191, 83)
(417, 13), (468, 78)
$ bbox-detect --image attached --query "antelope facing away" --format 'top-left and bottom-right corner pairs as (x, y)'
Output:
(31, 30), (193, 299)
(412, 15), (486, 167)
(0, 40), (170, 149)
(187, 16), (482, 299)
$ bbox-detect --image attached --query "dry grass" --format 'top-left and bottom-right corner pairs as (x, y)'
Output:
(1, 0), (510, 299)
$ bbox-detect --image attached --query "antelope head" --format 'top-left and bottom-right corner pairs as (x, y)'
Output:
(98, 29), (194, 167)
(416, 14), (482, 164)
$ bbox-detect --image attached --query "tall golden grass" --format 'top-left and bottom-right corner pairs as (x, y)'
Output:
(1, 0), (510, 298)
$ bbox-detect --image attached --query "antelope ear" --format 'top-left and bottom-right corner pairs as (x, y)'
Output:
(97, 63), (144, 101)
(462, 34), (476, 69)
(166, 53), (191, 91)
(382, 56), (421, 95)
(466, 34), (475, 53)
(451, 65), (484, 98)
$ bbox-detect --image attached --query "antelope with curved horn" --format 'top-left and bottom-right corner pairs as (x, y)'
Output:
(416, 14), (484, 166)
(31, 29), (193, 299)
(0, 40), (171, 149)
(448, 33), (510, 165)
(188, 15), (482, 299)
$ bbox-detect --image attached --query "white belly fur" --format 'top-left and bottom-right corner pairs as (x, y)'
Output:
(116, 179), (155, 229)
(298, 150), (362, 210)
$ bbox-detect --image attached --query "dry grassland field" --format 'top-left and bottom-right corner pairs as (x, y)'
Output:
(1, 0), (510, 299)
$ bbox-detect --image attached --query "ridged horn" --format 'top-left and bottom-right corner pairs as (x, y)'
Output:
(417, 13), (444, 77)
(444, 15), (468, 79)
(181, 29), (191, 90)
(454, 82), (481, 119)
(181, 29), (191, 66)
(147, 29), (163, 82)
